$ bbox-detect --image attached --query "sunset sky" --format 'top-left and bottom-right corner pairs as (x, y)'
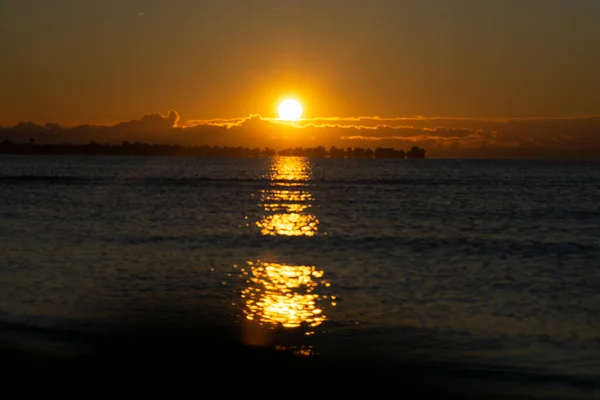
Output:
(1, 0), (600, 157)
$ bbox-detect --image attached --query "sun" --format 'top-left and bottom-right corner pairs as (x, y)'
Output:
(278, 99), (303, 121)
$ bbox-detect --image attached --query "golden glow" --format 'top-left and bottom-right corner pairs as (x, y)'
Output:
(262, 201), (310, 213)
(257, 157), (319, 236)
(256, 213), (319, 236)
(277, 99), (303, 121)
(239, 153), (334, 341)
(261, 189), (314, 205)
(268, 156), (312, 181)
(242, 261), (328, 328)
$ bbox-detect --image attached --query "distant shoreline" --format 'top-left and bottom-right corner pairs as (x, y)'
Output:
(0, 142), (426, 159)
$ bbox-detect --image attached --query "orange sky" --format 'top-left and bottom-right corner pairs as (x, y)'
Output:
(1, 0), (600, 126)
(1, 1), (600, 157)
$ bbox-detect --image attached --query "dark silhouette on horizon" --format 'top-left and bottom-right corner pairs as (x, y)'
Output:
(3, 112), (600, 159)
(0, 141), (425, 159)
(406, 146), (426, 159)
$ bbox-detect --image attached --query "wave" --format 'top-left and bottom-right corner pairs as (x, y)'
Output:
(2, 174), (596, 187)
(101, 231), (600, 252)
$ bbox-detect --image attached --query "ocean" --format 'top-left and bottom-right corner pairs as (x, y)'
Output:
(1, 154), (599, 397)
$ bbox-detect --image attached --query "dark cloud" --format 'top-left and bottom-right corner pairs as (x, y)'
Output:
(1, 112), (600, 159)
(113, 110), (180, 131)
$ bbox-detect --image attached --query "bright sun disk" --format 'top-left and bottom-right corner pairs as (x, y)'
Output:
(278, 99), (303, 121)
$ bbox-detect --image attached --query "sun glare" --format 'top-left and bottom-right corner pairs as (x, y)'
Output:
(278, 99), (303, 121)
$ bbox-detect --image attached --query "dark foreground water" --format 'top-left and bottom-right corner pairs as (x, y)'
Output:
(1, 155), (599, 397)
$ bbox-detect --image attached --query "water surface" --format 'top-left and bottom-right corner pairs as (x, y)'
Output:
(1, 155), (599, 396)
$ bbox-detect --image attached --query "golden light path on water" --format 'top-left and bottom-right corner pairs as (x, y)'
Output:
(240, 157), (335, 348)
(255, 189), (319, 236)
(256, 157), (319, 237)
(241, 261), (332, 328)
(268, 156), (312, 182)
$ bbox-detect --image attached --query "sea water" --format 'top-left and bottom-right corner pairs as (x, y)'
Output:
(1, 155), (599, 396)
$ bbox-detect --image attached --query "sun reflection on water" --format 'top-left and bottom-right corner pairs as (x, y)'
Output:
(239, 156), (335, 346)
(257, 157), (319, 237)
(256, 213), (319, 236)
(261, 189), (314, 204)
(268, 156), (312, 182)
(241, 261), (331, 329)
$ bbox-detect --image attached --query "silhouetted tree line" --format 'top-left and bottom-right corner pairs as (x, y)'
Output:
(277, 146), (424, 158)
(0, 141), (425, 159)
